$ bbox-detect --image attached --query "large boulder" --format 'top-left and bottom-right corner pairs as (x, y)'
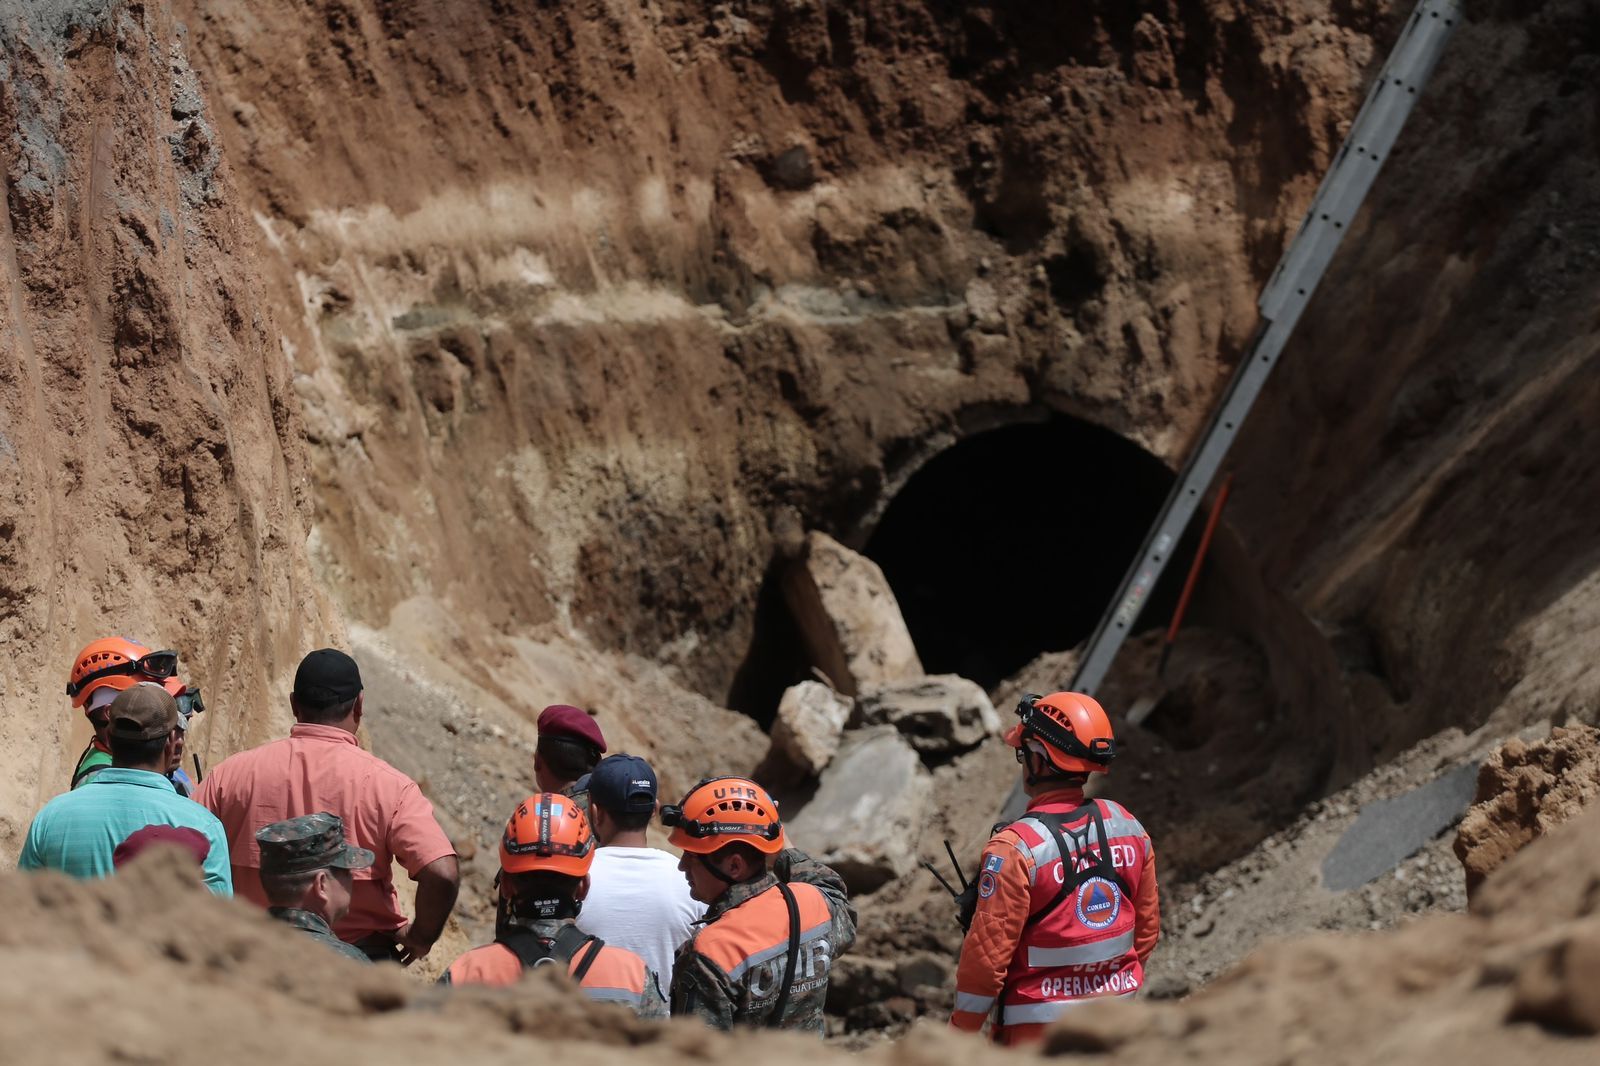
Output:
(782, 531), (922, 696)
(768, 681), (855, 778)
(856, 674), (1002, 755)
(786, 727), (932, 892)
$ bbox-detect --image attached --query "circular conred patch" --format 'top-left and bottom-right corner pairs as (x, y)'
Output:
(1074, 876), (1122, 930)
(978, 872), (998, 899)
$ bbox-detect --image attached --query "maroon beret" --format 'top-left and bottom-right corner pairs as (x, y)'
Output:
(113, 824), (212, 869)
(537, 704), (606, 753)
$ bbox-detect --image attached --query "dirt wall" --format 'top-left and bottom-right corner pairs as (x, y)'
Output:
(1230, 0), (1600, 762)
(0, 0), (334, 861)
(176, 0), (1387, 707)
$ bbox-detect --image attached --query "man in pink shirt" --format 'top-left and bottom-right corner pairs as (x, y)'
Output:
(194, 649), (460, 963)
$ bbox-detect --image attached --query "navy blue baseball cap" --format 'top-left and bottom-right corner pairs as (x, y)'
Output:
(589, 754), (658, 815)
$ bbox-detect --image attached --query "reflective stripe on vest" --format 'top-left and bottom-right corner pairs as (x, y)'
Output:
(1003, 990), (1137, 1025)
(1015, 803), (1146, 879)
(1026, 929), (1136, 968)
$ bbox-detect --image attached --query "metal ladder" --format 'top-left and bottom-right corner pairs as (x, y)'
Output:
(1068, 0), (1464, 697)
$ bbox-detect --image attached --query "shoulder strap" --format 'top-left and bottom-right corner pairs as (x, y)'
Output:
(567, 929), (606, 984)
(498, 924), (602, 975)
(766, 881), (803, 1028)
(70, 743), (103, 789)
(1079, 801), (1133, 895)
(1022, 801), (1131, 928)
(1022, 809), (1081, 928)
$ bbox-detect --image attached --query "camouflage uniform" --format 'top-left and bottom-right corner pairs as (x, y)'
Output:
(270, 906), (372, 963)
(256, 812), (376, 963)
(671, 849), (856, 1033)
(562, 778), (591, 816)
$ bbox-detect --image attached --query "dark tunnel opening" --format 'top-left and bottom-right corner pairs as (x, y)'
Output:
(727, 415), (1205, 722)
(863, 416), (1181, 690)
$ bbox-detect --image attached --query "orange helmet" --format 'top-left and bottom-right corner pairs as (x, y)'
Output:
(1004, 692), (1117, 775)
(499, 793), (595, 878)
(662, 777), (786, 855)
(67, 638), (180, 709)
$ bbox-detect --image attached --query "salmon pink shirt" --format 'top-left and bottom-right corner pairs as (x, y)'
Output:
(193, 723), (456, 941)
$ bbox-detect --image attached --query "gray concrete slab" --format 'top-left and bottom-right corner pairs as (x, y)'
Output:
(1321, 761), (1479, 891)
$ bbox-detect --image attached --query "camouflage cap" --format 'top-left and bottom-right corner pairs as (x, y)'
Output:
(256, 812), (375, 876)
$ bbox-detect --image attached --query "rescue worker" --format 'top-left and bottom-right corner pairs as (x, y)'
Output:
(257, 812), (374, 963)
(950, 693), (1159, 1045)
(664, 776), (856, 1033)
(65, 637), (205, 795)
(441, 792), (666, 1018)
(533, 704), (605, 813)
(19, 683), (232, 894)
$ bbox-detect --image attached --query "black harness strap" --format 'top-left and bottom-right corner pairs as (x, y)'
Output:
(70, 742), (101, 789)
(569, 935), (605, 984)
(766, 881), (804, 1028)
(499, 923), (604, 977)
(1023, 801), (1132, 928)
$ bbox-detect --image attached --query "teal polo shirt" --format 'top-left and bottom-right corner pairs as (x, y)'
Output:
(18, 768), (232, 896)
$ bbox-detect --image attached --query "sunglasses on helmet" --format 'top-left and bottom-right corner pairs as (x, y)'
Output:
(1015, 694), (1116, 765)
(66, 649), (182, 698)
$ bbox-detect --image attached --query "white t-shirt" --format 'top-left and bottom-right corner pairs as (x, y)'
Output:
(577, 846), (707, 986)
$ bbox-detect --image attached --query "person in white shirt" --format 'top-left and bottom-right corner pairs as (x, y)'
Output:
(576, 754), (706, 987)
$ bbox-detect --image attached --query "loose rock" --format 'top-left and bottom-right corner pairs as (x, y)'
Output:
(786, 726), (932, 892)
(1455, 724), (1600, 899)
(856, 674), (1001, 755)
(782, 531), (923, 697)
(768, 680), (855, 777)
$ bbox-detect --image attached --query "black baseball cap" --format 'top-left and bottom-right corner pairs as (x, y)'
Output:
(292, 648), (363, 709)
(589, 754), (658, 815)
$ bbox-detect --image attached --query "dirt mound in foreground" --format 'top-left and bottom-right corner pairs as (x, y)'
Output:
(1454, 724), (1600, 897)
(6, 808), (1600, 1065)
(1044, 805), (1600, 1064)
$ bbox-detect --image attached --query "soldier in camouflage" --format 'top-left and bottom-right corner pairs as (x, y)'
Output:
(664, 778), (856, 1033)
(256, 812), (374, 963)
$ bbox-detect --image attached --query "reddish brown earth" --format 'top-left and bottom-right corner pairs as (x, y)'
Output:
(1455, 724), (1600, 897)
(173, 0), (1379, 706)
(0, 0), (335, 857)
(3, 803), (1598, 1064)
(5, 0), (1600, 1059)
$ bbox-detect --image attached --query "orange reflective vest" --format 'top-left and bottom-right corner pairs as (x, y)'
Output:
(443, 928), (663, 1017)
(951, 790), (1160, 1045)
(673, 877), (843, 1031)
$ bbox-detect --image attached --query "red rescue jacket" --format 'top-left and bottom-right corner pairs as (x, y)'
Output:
(951, 788), (1159, 1045)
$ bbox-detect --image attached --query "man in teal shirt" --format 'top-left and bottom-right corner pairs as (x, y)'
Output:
(20, 683), (231, 895)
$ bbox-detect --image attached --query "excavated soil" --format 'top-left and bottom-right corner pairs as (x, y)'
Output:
(1455, 724), (1600, 898)
(7, 0), (1600, 1059)
(4, 804), (1599, 1064)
